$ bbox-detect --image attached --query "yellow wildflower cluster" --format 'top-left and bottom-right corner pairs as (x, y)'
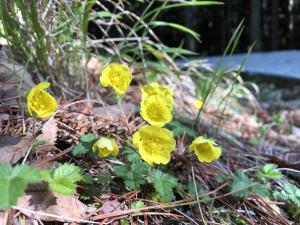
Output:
(26, 63), (222, 165)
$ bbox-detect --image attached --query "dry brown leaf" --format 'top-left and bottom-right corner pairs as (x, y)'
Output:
(0, 135), (34, 164)
(99, 200), (122, 214)
(17, 186), (87, 223)
(93, 103), (136, 121)
(36, 117), (57, 145)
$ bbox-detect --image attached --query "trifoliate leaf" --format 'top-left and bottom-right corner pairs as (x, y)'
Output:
(257, 164), (283, 181)
(72, 133), (98, 156)
(166, 121), (196, 138)
(42, 163), (82, 195)
(149, 169), (178, 202)
(0, 163), (42, 209)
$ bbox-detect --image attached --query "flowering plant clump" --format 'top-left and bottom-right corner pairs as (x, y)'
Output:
(188, 136), (222, 163)
(92, 137), (119, 158)
(133, 125), (176, 165)
(141, 82), (174, 109)
(27, 82), (58, 118)
(100, 63), (132, 95)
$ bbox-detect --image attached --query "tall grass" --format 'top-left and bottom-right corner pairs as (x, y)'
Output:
(0, 0), (222, 94)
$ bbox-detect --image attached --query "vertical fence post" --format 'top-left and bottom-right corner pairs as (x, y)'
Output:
(250, 0), (262, 51)
(271, 0), (279, 50)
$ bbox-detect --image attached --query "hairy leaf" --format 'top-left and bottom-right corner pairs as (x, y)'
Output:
(0, 163), (42, 209)
(149, 169), (178, 202)
(42, 164), (82, 195)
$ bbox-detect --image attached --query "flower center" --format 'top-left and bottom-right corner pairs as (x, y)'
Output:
(147, 103), (163, 120)
(31, 92), (47, 111)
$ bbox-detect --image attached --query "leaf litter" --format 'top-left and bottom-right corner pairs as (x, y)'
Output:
(1, 70), (300, 224)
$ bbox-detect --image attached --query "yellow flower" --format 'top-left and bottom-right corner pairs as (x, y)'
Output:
(140, 95), (173, 127)
(92, 137), (119, 158)
(194, 98), (203, 109)
(188, 136), (222, 163)
(141, 82), (173, 109)
(100, 63), (132, 95)
(133, 125), (176, 165)
(27, 82), (57, 118)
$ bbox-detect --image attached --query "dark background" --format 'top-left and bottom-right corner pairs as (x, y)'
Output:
(155, 0), (300, 56)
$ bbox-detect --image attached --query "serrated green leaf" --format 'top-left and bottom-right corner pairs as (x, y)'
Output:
(230, 171), (255, 197)
(80, 133), (97, 142)
(113, 162), (148, 190)
(42, 163), (82, 195)
(0, 163), (42, 209)
(123, 146), (141, 163)
(166, 121), (196, 138)
(72, 133), (98, 156)
(257, 164), (283, 181)
(283, 183), (300, 208)
(149, 169), (178, 202)
(187, 182), (212, 203)
(72, 143), (89, 156)
(231, 171), (269, 198)
(97, 174), (111, 185)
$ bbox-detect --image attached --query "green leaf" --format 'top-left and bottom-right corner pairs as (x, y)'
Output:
(283, 183), (300, 208)
(131, 200), (145, 210)
(123, 146), (141, 163)
(187, 182), (212, 203)
(80, 133), (97, 142)
(97, 174), (111, 185)
(230, 172), (255, 197)
(113, 162), (148, 190)
(166, 121), (196, 138)
(149, 169), (178, 202)
(42, 163), (82, 195)
(257, 164), (283, 181)
(151, 21), (200, 42)
(72, 143), (89, 156)
(0, 163), (42, 209)
(72, 133), (98, 156)
(231, 171), (270, 198)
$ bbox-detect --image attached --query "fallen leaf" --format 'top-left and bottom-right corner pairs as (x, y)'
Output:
(99, 200), (122, 214)
(93, 103), (136, 121)
(0, 135), (34, 164)
(16, 184), (87, 223)
(36, 117), (58, 146)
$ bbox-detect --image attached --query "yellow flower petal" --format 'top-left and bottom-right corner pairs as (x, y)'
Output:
(132, 125), (176, 165)
(26, 82), (57, 118)
(141, 82), (173, 109)
(99, 63), (132, 95)
(140, 95), (173, 127)
(194, 99), (203, 109)
(92, 137), (119, 158)
(189, 136), (222, 163)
